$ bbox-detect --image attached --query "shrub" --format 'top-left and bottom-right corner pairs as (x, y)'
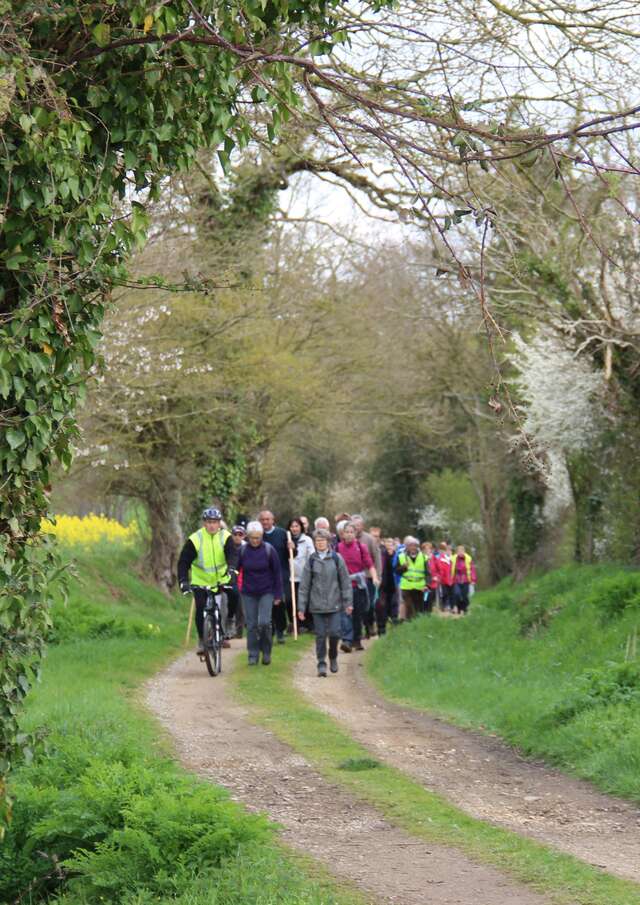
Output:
(0, 752), (270, 903)
(551, 660), (640, 724)
(41, 514), (140, 547)
(584, 573), (640, 622)
(49, 599), (161, 643)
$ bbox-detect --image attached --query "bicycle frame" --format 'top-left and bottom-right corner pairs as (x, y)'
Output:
(190, 584), (225, 676)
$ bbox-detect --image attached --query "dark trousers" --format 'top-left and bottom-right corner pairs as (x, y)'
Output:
(313, 611), (341, 666)
(424, 589), (437, 614)
(401, 588), (423, 620)
(376, 587), (397, 633)
(193, 588), (208, 640)
(351, 586), (369, 644)
(243, 593), (274, 662)
(226, 586), (243, 634)
(364, 578), (376, 629)
(440, 584), (453, 611)
(193, 588), (227, 640)
(454, 582), (470, 613)
(273, 596), (288, 637)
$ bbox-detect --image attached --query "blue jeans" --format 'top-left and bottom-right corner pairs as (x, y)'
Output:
(341, 609), (353, 644)
(242, 593), (274, 662)
(454, 583), (470, 614)
(341, 587), (368, 644)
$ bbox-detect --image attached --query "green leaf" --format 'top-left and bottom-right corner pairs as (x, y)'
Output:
(92, 23), (111, 47)
(18, 114), (34, 133)
(13, 375), (26, 400)
(6, 429), (25, 450)
(23, 447), (38, 471)
(5, 254), (28, 270)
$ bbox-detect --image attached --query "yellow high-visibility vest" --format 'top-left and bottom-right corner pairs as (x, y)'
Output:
(189, 527), (230, 587)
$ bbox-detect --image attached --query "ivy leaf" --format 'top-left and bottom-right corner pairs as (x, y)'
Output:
(6, 429), (25, 450)
(92, 23), (111, 47)
(24, 448), (38, 471)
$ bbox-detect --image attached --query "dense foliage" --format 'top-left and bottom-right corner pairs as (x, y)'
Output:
(0, 542), (358, 905)
(0, 0), (352, 821)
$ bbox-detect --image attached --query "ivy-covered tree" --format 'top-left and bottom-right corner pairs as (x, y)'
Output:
(0, 0), (364, 825)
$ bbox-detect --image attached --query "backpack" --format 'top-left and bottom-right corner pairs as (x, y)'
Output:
(237, 541), (276, 571)
(307, 551), (343, 596)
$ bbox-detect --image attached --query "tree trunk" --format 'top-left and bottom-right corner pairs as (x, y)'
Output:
(479, 482), (514, 584)
(147, 463), (183, 594)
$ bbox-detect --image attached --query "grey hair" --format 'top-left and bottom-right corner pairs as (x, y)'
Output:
(341, 520), (355, 532)
(336, 519), (349, 534)
(246, 521), (264, 535)
(314, 516), (330, 529)
(313, 528), (332, 542)
(351, 513), (364, 522)
(403, 535), (419, 546)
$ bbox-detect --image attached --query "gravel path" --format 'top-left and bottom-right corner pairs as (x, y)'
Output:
(293, 638), (640, 883)
(146, 644), (553, 905)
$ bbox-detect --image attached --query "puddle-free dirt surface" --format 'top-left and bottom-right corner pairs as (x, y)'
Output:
(293, 638), (640, 883)
(146, 645), (553, 905)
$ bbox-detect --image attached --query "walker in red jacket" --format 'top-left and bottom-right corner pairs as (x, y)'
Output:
(420, 542), (440, 613)
(435, 543), (453, 611)
(450, 546), (477, 615)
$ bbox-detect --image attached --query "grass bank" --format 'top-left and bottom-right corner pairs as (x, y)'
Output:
(1, 542), (363, 905)
(367, 564), (640, 801)
(231, 639), (640, 905)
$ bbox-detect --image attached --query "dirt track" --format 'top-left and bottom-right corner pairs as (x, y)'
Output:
(293, 638), (640, 883)
(146, 645), (552, 905)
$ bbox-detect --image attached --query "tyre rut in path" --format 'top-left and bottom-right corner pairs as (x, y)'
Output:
(146, 645), (552, 905)
(293, 639), (640, 883)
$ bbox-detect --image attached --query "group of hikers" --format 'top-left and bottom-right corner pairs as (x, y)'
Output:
(177, 508), (477, 677)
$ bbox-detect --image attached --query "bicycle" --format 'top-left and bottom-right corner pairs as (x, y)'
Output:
(186, 584), (224, 677)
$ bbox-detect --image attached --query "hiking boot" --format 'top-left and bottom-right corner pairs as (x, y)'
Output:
(196, 642), (205, 655)
(329, 658), (338, 674)
(354, 641), (365, 651)
(276, 633), (286, 645)
(317, 664), (327, 677)
(248, 658), (258, 666)
(262, 654), (271, 665)
(340, 642), (352, 653)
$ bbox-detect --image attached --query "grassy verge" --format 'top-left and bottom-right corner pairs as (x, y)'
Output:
(231, 637), (640, 905)
(366, 564), (640, 801)
(2, 543), (365, 905)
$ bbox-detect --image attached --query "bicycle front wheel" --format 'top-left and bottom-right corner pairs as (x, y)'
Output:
(202, 612), (221, 677)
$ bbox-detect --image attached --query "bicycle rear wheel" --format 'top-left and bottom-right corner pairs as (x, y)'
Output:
(202, 612), (222, 676)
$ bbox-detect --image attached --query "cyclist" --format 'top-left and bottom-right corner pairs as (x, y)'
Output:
(178, 507), (235, 653)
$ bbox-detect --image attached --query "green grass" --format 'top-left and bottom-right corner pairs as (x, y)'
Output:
(366, 564), (640, 801)
(231, 636), (640, 905)
(2, 543), (366, 905)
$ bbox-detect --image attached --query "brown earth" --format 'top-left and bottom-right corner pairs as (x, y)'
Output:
(146, 644), (553, 905)
(293, 638), (640, 883)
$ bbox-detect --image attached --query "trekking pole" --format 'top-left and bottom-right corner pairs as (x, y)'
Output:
(184, 598), (195, 648)
(287, 531), (298, 640)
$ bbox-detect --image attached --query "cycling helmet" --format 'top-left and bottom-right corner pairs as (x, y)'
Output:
(202, 507), (222, 521)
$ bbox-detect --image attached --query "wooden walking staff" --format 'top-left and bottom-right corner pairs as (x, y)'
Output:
(184, 597), (195, 648)
(287, 530), (298, 640)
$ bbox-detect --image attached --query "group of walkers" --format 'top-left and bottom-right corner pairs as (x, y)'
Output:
(177, 507), (477, 678)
